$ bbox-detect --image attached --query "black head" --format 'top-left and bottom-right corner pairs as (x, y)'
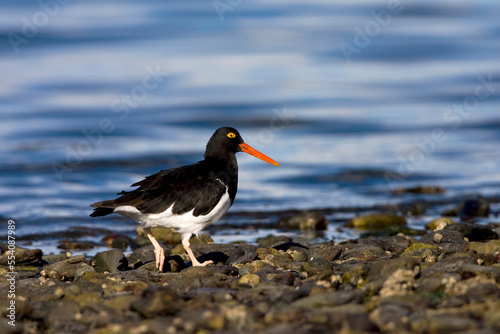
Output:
(204, 127), (279, 166)
(205, 127), (244, 160)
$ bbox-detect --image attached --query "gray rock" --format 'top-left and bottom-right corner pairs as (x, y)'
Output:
(276, 212), (328, 230)
(41, 255), (95, 281)
(444, 223), (498, 242)
(427, 315), (479, 334)
(458, 197), (490, 219)
(258, 235), (293, 248)
(0, 247), (43, 266)
(312, 245), (342, 262)
(130, 286), (183, 318)
(128, 245), (171, 269)
(226, 246), (258, 265)
(91, 249), (128, 273)
(301, 258), (333, 275)
(419, 230), (468, 253)
(340, 245), (388, 262)
(293, 290), (364, 308)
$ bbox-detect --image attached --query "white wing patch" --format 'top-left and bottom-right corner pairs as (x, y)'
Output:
(113, 189), (232, 236)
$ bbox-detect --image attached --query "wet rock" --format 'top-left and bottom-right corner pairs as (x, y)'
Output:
(42, 252), (71, 265)
(273, 241), (309, 252)
(426, 217), (458, 231)
(458, 264), (500, 282)
(226, 246), (258, 265)
(130, 286), (183, 318)
(257, 235), (293, 248)
(0, 247), (43, 266)
(136, 226), (182, 245)
(419, 230), (468, 253)
(392, 185), (445, 195)
(257, 247), (294, 267)
(41, 255), (95, 281)
(102, 233), (137, 250)
(444, 223), (498, 242)
(467, 240), (500, 254)
(314, 245), (342, 261)
(444, 197), (491, 219)
(57, 239), (98, 250)
(370, 301), (412, 331)
(427, 315), (479, 334)
(90, 249), (128, 273)
(293, 290), (364, 308)
(191, 243), (237, 257)
(459, 197), (490, 219)
(271, 271), (298, 286)
(301, 258), (332, 276)
(421, 253), (476, 278)
(366, 257), (420, 296)
(276, 211), (328, 230)
(340, 245), (387, 262)
(196, 251), (229, 265)
(127, 245), (171, 269)
(402, 243), (442, 261)
(347, 213), (407, 230)
(239, 273), (261, 287)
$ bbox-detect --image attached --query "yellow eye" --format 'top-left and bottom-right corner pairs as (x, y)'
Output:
(227, 132), (236, 138)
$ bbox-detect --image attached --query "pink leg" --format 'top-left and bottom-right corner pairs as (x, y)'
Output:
(144, 227), (165, 272)
(182, 235), (213, 267)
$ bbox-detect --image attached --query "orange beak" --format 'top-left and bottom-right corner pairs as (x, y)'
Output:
(239, 143), (280, 166)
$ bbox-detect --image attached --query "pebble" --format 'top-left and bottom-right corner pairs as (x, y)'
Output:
(9, 217), (500, 334)
(347, 213), (407, 230)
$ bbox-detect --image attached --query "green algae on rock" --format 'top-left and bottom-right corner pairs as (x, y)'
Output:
(347, 213), (407, 230)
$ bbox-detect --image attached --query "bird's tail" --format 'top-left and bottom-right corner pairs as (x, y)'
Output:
(90, 199), (116, 217)
(89, 207), (115, 217)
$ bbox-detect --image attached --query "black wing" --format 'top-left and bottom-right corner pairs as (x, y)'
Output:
(90, 161), (228, 217)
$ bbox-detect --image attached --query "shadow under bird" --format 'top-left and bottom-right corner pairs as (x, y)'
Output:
(90, 127), (279, 271)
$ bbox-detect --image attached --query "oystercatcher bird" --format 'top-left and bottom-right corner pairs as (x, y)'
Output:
(90, 127), (279, 271)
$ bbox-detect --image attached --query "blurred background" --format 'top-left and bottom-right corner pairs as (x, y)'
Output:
(1, 0), (499, 254)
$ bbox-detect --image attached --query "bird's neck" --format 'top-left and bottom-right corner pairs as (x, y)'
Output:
(205, 155), (238, 202)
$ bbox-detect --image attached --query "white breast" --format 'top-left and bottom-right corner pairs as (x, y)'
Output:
(113, 189), (232, 236)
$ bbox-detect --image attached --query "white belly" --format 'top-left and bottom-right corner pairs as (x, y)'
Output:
(113, 190), (232, 236)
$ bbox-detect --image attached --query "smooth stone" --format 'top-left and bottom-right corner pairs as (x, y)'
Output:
(91, 249), (128, 273)
(426, 217), (458, 231)
(130, 286), (183, 318)
(419, 230), (468, 253)
(238, 273), (261, 287)
(347, 214), (407, 230)
(340, 245), (387, 262)
(0, 247), (43, 266)
(128, 245), (171, 269)
(292, 290), (364, 308)
(445, 223), (498, 242)
(392, 185), (445, 195)
(41, 255), (95, 281)
(467, 240), (500, 254)
(276, 211), (328, 231)
(226, 246), (258, 265)
(402, 243), (442, 260)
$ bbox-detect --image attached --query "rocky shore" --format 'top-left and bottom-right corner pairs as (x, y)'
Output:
(2, 211), (500, 334)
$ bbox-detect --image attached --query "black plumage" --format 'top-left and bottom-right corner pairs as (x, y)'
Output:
(90, 127), (278, 271)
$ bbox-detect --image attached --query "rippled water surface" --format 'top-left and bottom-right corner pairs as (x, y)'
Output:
(1, 0), (499, 254)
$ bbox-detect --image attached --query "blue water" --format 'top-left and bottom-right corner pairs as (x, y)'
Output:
(1, 0), (499, 254)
